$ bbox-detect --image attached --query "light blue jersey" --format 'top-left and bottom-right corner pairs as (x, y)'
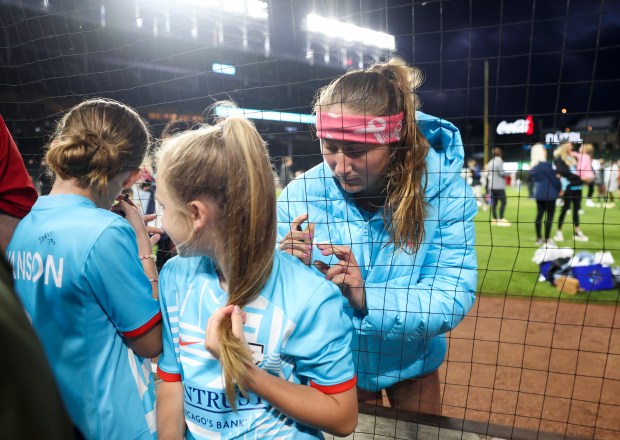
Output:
(157, 251), (356, 440)
(7, 194), (161, 440)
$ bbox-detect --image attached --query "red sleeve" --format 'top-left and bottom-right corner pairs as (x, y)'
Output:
(310, 376), (357, 394)
(0, 115), (38, 219)
(122, 311), (162, 338)
(157, 366), (182, 382)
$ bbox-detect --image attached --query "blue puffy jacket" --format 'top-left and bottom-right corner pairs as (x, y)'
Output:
(277, 111), (478, 391)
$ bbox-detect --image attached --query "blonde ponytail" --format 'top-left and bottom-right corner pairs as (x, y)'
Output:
(218, 118), (276, 408)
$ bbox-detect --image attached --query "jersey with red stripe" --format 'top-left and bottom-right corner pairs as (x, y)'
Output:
(7, 194), (160, 439)
(157, 251), (355, 440)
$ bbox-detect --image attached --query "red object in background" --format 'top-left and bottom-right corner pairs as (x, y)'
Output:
(525, 115), (534, 135)
(505, 175), (512, 186)
(0, 115), (38, 219)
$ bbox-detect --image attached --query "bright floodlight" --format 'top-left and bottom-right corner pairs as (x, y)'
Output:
(214, 106), (316, 124)
(212, 63), (236, 75)
(168, 0), (268, 20)
(306, 13), (395, 51)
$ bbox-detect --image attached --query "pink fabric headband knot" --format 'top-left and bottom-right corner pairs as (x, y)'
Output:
(315, 111), (404, 145)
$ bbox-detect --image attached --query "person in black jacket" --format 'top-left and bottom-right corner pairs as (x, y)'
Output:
(529, 144), (561, 246)
(552, 142), (592, 242)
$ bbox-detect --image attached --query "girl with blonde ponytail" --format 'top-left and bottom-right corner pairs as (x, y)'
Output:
(278, 57), (478, 414)
(7, 98), (162, 439)
(155, 114), (357, 439)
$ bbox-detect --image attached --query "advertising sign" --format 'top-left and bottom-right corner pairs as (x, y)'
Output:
(496, 115), (534, 135)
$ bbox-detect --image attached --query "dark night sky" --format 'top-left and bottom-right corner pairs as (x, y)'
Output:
(291, 0), (620, 121)
(2, 0), (620, 164)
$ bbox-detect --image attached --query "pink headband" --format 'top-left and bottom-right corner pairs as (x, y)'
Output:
(316, 111), (404, 144)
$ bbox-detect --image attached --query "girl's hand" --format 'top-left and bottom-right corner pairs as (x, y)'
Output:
(112, 196), (163, 246)
(142, 213), (164, 246)
(204, 305), (247, 360)
(278, 214), (313, 266)
(314, 244), (366, 311)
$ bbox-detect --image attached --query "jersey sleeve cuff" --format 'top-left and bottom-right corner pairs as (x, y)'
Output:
(157, 365), (182, 382)
(123, 311), (162, 338)
(310, 376), (356, 394)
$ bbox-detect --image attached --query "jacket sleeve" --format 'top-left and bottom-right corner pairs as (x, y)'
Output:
(551, 170), (562, 191)
(360, 174), (478, 340)
(0, 115), (38, 219)
(554, 159), (583, 185)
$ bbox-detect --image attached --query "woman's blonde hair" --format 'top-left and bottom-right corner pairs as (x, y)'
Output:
(553, 141), (576, 165)
(46, 98), (150, 193)
(530, 143), (547, 168)
(313, 56), (429, 252)
(156, 116), (276, 409)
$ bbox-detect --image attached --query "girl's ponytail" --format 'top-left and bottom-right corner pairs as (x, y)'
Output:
(217, 117), (276, 408)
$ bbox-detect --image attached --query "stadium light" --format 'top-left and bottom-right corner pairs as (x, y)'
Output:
(191, 16), (198, 38)
(158, 0), (268, 20)
(135, 3), (143, 29)
(212, 63), (236, 75)
(214, 106), (316, 124)
(306, 13), (395, 51)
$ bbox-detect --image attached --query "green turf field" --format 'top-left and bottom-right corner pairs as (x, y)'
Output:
(475, 188), (620, 302)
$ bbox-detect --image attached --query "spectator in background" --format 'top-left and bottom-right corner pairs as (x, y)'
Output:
(468, 158), (487, 211)
(573, 143), (597, 208)
(596, 158), (608, 205)
(487, 147), (511, 226)
(553, 141), (591, 242)
(603, 159), (619, 206)
(529, 143), (561, 246)
(131, 168), (156, 215)
(161, 120), (192, 139)
(591, 155), (603, 206)
(0, 115), (38, 253)
(278, 155), (295, 188)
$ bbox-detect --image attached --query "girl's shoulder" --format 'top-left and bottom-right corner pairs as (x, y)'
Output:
(160, 255), (212, 285)
(269, 251), (339, 300)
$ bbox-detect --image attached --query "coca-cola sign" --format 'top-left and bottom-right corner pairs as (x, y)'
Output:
(496, 115), (534, 135)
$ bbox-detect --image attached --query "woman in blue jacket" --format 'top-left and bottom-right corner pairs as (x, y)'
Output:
(529, 143), (562, 246)
(277, 57), (477, 414)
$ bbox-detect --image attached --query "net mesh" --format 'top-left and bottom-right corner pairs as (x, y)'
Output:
(2, 0), (620, 438)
